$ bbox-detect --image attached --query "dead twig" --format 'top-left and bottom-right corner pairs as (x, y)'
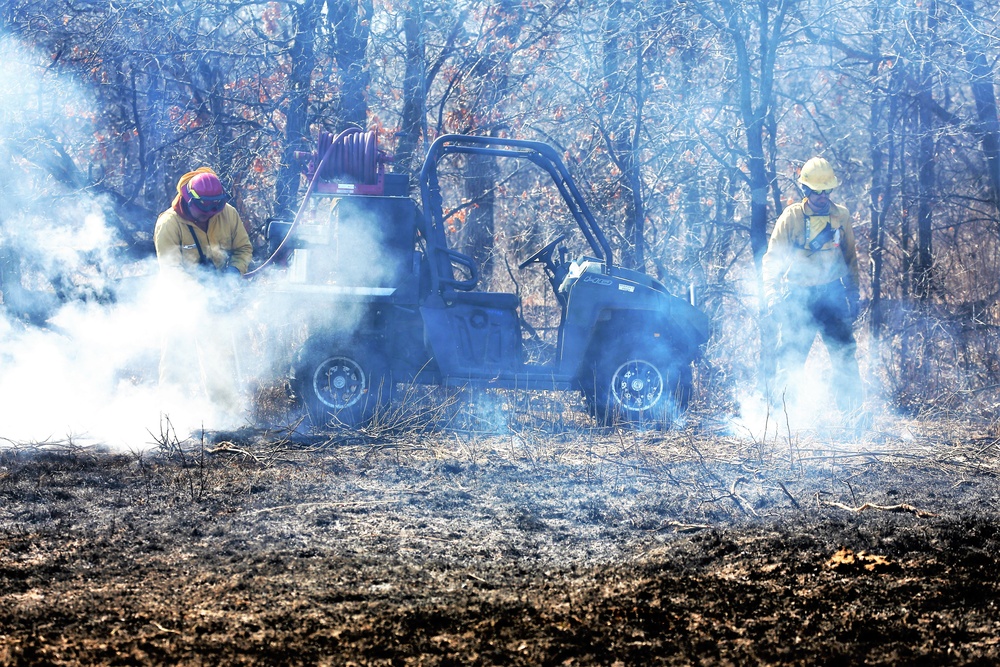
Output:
(776, 480), (802, 510)
(655, 520), (713, 533)
(728, 476), (758, 517)
(149, 621), (182, 636)
(974, 438), (1000, 457)
(817, 498), (939, 518)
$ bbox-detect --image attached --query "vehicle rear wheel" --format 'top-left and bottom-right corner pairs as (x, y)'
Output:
(586, 349), (691, 428)
(293, 339), (390, 428)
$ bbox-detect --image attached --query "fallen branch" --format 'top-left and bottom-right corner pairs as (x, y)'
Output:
(252, 489), (432, 515)
(818, 498), (938, 518)
(776, 480), (802, 510)
(150, 621), (182, 635)
(656, 520), (713, 533)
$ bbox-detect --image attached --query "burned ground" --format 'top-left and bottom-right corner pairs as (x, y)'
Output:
(2, 410), (1000, 665)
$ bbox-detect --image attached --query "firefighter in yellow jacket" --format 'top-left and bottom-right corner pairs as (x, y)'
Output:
(154, 167), (253, 417)
(762, 157), (863, 414)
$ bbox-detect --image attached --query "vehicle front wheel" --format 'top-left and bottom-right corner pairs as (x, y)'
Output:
(292, 340), (391, 428)
(586, 352), (691, 428)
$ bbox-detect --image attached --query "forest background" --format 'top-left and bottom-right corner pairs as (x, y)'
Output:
(2, 0), (999, 423)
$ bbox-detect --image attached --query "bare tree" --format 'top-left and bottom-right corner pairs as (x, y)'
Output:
(328, 0), (373, 128)
(693, 0), (792, 277)
(275, 0), (323, 217)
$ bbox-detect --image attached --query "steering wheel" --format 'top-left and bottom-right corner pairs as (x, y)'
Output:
(518, 233), (568, 271)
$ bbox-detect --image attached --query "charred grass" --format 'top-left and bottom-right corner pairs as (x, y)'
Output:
(2, 403), (1000, 665)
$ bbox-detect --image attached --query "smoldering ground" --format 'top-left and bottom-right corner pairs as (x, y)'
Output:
(0, 238), (249, 446)
(2, 412), (1000, 666)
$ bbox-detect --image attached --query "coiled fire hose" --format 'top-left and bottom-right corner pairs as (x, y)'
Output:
(244, 127), (381, 279)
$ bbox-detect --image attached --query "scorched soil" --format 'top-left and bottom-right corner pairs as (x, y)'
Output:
(1, 416), (999, 665)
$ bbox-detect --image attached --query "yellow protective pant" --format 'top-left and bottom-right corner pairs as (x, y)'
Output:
(158, 319), (244, 418)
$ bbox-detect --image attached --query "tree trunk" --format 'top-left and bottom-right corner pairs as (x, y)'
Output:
(900, 103), (914, 299)
(601, 0), (643, 270)
(868, 3), (898, 338)
(328, 0), (373, 129)
(458, 0), (524, 286)
(955, 0), (1000, 220)
(914, 3), (937, 302)
(276, 0), (321, 218)
(870, 69), (899, 338)
(462, 154), (500, 285)
(395, 0), (427, 180)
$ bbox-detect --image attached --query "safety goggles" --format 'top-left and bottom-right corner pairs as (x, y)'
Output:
(188, 188), (228, 214)
(805, 187), (832, 196)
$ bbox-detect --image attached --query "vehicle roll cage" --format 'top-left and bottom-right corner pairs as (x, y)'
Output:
(418, 134), (615, 294)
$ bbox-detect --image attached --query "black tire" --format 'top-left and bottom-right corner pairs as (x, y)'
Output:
(292, 339), (391, 428)
(585, 349), (692, 428)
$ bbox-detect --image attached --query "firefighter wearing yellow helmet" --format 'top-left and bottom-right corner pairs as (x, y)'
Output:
(762, 157), (863, 416)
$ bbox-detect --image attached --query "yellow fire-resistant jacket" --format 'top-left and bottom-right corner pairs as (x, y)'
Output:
(762, 198), (860, 305)
(154, 205), (253, 275)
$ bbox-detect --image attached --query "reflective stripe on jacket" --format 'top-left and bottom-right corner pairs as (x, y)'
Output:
(762, 199), (859, 304)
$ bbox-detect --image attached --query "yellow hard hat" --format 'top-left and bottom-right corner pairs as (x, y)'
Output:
(798, 157), (840, 191)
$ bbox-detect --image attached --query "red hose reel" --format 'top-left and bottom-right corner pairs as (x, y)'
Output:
(299, 127), (391, 195)
(247, 128), (404, 278)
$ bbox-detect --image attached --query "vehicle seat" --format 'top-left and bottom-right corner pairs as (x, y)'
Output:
(443, 290), (519, 311)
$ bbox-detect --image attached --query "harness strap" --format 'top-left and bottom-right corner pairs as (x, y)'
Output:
(802, 213), (842, 253)
(186, 225), (211, 267)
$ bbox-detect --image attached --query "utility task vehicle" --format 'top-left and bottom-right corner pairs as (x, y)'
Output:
(260, 128), (710, 428)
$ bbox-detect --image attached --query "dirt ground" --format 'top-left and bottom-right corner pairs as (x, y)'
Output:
(2, 408), (1000, 666)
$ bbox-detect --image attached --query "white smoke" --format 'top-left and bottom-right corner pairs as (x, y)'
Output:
(727, 273), (872, 442)
(0, 36), (256, 448)
(0, 247), (258, 448)
(731, 366), (844, 442)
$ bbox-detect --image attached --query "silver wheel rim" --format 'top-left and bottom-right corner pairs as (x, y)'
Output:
(313, 356), (367, 409)
(610, 359), (664, 413)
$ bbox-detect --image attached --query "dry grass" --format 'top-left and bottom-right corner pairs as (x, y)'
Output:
(3, 391), (1000, 665)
